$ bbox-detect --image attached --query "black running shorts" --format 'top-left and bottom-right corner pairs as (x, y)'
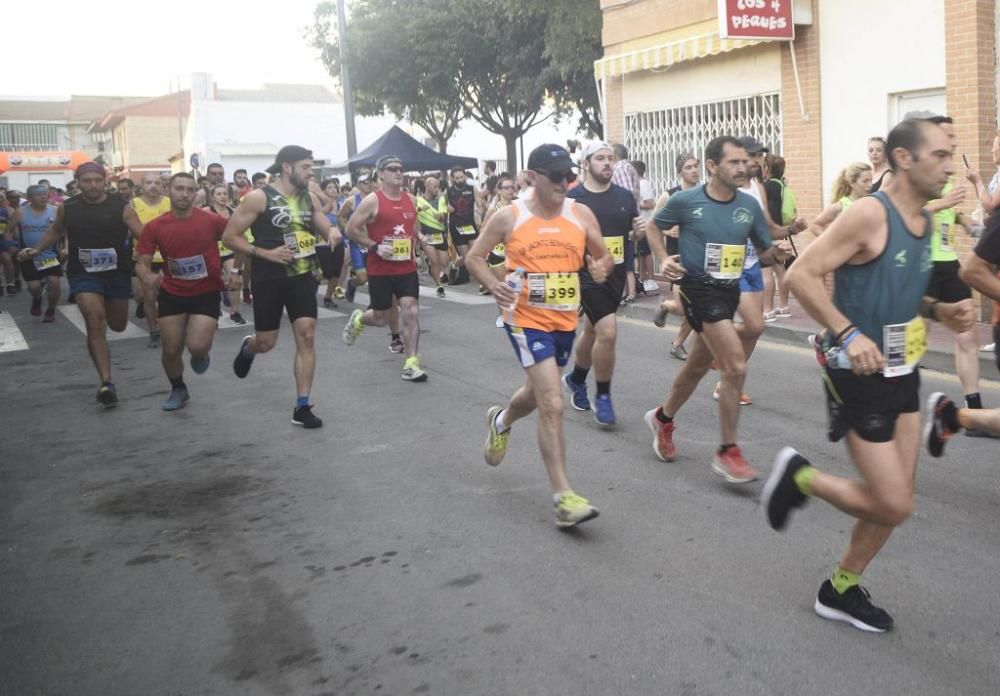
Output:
(251, 273), (318, 332)
(581, 286), (619, 325)
(926, 260), (972, 303)
(823, 368), (920, 443)
(19, 258), (63, 282)
(316, 244), (337, 280)
(678, 282), (740, 333)
(368, 271), (419, 311)
(157, 289), (221, 319)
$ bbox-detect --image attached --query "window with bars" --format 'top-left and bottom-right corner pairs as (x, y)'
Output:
(0, 122), (60, 151)
(624, 93), (782, 195)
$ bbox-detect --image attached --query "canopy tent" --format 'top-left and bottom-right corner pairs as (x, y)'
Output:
(331, 125), (478, 174)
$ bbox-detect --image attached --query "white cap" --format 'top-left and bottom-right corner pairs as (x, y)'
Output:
(581, 141), (612, 160)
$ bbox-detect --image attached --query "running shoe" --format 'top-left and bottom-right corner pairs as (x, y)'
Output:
(233, 335), (255, 378)
(43, 308), (55, 323)
(554, 491), (599, 529)
(924, 392), (959, 457)
(147, 331), (160, 349)
(30, 296), (42, 316)
(713, 381), (752, 405)
(653, 305), (669, 328)
(642, 279), (659, 293)
(763, 310), (777, 323)
(814, 580), (893, 633)
(483, 405), (510, 467)
(342, 309), (364, 345)
(436, 286), (445, 298)
(136, 302), (145, 319)
(775, 306), (792, 318)
(762, 446), (810, 530)
(402, 355), (428, 382)
(190, 353), (211, 375)
(229, 312), (247, 325)
(333, 286), (346, 300)
(96, 383), (118, 409)
(619, 296), (635, 306)
(495, 316), (504, 329)
(592, 394), (616, 427)
(389, 336), (404, 353)
(643, 408), (676, 462)
(292, 405), (324, 428)
(345, 280), (357, 303)
(323, 297), (337, 309)
(669, 343), (688, 361)
(981, 342), (995, 352)
(807, 333), (828, 368)
(6, 284), (18, 295)
(478, 284), (490, 295)
(162, 386), (190, 412)
(561, 372), (591, 411)
(711, 445), (758, 483)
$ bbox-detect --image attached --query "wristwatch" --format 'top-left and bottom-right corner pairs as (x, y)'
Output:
(369, 243), (379, 254)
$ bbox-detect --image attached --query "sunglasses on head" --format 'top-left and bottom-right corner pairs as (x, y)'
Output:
(534, 169), (577, 185)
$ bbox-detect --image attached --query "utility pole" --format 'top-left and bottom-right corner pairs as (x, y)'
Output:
(338, 0), (357, 157)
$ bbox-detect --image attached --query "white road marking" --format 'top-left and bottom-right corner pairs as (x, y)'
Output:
(57, 305), (149, 341)
(0, 312), (29, 353)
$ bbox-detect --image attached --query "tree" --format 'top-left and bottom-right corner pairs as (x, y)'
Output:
(309, 0), (465, 152)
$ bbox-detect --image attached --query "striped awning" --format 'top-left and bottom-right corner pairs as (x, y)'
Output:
(594, 32), (763, 81)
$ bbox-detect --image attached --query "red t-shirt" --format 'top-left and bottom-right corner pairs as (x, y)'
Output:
(137, 207), (226, 296)
(365, 190), (418, 276)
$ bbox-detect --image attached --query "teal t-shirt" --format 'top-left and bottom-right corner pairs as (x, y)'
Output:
(653, 185), (772, 287)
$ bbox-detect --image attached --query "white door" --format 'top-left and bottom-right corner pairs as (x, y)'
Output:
(890, 89), (946, 127)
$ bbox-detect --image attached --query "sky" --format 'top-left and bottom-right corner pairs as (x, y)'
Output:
(3, 0), (334, 98)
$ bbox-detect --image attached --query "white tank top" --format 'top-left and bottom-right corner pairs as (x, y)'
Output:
(739, 180), (765, 270)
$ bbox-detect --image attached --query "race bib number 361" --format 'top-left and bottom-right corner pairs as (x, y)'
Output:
(527, 272), (579, 311)
(382, 237), (412, 261)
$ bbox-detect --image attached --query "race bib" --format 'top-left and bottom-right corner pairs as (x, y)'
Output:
(458, 225), (476, 237)
(427, 230), (444, 246)
(603, 235), (625, 264)
(33, 256), (60, 271)
(381, 237), (412, 262)
(704, 243), (746, 280)
(283, 231), (316, 259)
(939, 222), (954, 252)
(492, 242), (506, 258)
(882, 316), (927, 377)
(78, 248), (118, 273)
(527, 272), (580, 311)
(743, 239), (758, 269)
(168, 254), (208, 281)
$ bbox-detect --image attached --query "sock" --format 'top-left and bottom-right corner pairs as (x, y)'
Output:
(831, 566), (861, 595)
(391, 333), (401, 341)
(793, 465), (817, 496)
(242, 341), (254, 359)
(169, 376), (185, 389)
(655, 407), (672, 424)
(570, 365), (589, 385)
(965, 392), (983, 410)
(596, 380), (611, 396)
(494, 408), (510, 433)
(102, 380), (114, 388)
(717, 443), (736, 454)
(296, 395), (309, 408)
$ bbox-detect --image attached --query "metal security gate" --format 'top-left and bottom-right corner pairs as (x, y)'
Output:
(624, 93), (781, 194)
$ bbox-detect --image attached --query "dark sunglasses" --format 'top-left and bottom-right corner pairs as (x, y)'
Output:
(382, 165), (403, 173)
(534, 169), (577, 185)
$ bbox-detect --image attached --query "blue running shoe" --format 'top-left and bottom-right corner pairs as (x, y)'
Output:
(162, 386), (190, 411)
(592, 393), (616, 427)
(191, 353), (210, 374)
(561, 372), (590, 411)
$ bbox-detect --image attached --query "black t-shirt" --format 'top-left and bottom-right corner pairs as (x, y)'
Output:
(63, 193), (131, 276)
(975, 213), (1000, 266)
(567, 183), (637, 293)
(447, 183), (476, 229)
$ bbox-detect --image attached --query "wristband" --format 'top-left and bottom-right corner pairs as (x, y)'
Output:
(839, 329), (861, 349)
(834, 323), (856, 344)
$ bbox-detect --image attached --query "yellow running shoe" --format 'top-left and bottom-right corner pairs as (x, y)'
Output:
(342, 309), (364, 346)
(484, 405), (510, 467)
(554, 491), (599, 528)
(333, 286), (346, 300)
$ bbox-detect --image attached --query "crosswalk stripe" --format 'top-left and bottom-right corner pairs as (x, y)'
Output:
(0, 312), (29, 353)
(57, 305), (149, 341)
(320, 284), (495, 306)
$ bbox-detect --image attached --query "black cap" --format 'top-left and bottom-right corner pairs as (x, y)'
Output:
(527, 144), (576, 172)
(267, 145), (313, 174)
(737, 136), (768, 154)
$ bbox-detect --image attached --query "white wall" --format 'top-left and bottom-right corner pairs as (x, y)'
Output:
(819, 0), (945, 202)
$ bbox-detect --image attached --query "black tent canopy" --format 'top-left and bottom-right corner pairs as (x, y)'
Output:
(331, 125), (478, 174)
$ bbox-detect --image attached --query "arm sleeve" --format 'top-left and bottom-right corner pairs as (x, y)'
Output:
(974, 217), (1000, 266)
(652, 192), (683, 230)
(750, 200), (773, 251)
(135, 220), (158, 256)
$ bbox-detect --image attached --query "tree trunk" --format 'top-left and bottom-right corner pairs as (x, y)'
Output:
(435, 136), (448, 154)
(504, 133), (519, 175)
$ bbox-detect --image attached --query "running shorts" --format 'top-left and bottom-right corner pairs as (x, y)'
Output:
(504, 325), (575, 369)
(20, 258), (63, 282)
(368, 271), (419, 311)
(347, 240), (367, 272)
(68, 272), (131, 300)
(157, 288), (221, 319)
(581, 286), (619, 325)
(449, 224), (478, 247)
(251, 273), (318, 331)
(926, 260), (972, 303)
(823, 368), (920, 444)
(678, 282), (740, 333)
(316, 244), (336, 280)
(738, 264), (764, 293)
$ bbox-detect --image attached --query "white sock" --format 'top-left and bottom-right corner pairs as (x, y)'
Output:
(495, 409), (510, 433)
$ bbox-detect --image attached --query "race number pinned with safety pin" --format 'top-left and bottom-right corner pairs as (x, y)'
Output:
(704, 243), (745, 280)
(882, 316), (927, 377)
(79, 248), (118, 273)
(527, 272), (580, 311)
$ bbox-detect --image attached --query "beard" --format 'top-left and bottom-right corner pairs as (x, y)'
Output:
(288, 172), (308, 191)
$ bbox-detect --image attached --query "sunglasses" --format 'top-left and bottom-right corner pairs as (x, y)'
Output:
(534, 169), (577, 185)
(382, 165), (403, 173)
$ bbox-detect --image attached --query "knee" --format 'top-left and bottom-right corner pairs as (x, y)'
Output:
(876, 494), (913, 527)
(255, 335), (277, 353)
(402, 302), (419, 320)
(297, 329), (316, 349)
(537, 390), (564, 416)
(742, 315), (765, 338)
(596, 323), (617, 343)
(718, 359), (747, 382)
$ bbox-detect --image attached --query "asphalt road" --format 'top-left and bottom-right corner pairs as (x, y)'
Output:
(1, 284), (999, 696)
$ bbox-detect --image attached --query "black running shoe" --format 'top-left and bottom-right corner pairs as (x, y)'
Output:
(762, 446), (810, 530)
(924, 392), (959, 457)
(136, 302), (145, 319)
(292, 405), (323, 429)
(233, 335), (255, 378)
(96, 383), (119, 409)
(229, 312), (247, 325)
(814, 580), (893, 633)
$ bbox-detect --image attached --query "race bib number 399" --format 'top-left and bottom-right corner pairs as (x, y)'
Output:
(527, 272), (579, 311)
(79, 248), (118, 273)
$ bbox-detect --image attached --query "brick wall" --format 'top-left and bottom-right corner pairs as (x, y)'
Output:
(601, 0), (715, 48)
(605, 77), (624, 143)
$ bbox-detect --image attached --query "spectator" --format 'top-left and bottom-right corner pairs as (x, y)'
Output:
(632, 160), (657, 293)
(610, 143), (641, 303)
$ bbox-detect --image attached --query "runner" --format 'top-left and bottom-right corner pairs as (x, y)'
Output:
(807, 162), (872, 236)
(137, 173), (230, 411)
(132, 173), (172, 347)
(763, 118), (974, 632)
(446, 166), (479, 285)
(116, 178), (135, 203)
(562, 142), (643, 427)
(415, 174), (448, 297)
(194, 162), (225, 207)
(1, 190), (22, 295)
(205, 184), (246, 324)
(8, 185), (61, 321)
(341, 155), (428, 382)
(610, 144), (640, 303)
(468, 144), (614, 528)
(19, 161), (143, 406)
(643, 136), (775, 482)
(337, 171), (374, 303)
(222, 145), (340, 428)
(317, 177), (346, 308)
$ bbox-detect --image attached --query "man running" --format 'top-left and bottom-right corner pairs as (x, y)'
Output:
(446, 166), (479, 284)
(137, 173), (229, 411)
(643, 136), (774, 483)
(562, 141), (643, 426)
(342, 155), (427, 382)
(9, 185), (61, 321)
(223, 145), (339, 428)
(132, 173), (172, 347)
(20, 162), (143, 406)
(416, 174), (449, 296)
(468, 144), (614, 529)
(763, 118), (974, 633)
(337, 171), (374, 303)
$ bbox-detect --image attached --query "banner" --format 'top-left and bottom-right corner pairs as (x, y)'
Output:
(0, 151), (91, 174)
(718, 0), (795, 41)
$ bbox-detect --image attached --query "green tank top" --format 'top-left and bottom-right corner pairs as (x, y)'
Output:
(833, 191), (932, 353)
(930, 178), (959, 262)
(839, 196), (852, 211)
(249, 185), (318, 281)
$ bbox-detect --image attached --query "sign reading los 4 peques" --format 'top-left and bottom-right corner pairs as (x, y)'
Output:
(718, 0), (795, 41)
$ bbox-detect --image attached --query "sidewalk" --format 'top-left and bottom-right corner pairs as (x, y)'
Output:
(619, 282), (998, 377)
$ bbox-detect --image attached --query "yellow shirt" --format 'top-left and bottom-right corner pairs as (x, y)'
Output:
(133, 196), (171, 263)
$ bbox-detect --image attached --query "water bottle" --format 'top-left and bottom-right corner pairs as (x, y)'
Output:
(501, 267), (524, 326)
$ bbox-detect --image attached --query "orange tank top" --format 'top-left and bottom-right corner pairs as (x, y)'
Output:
(505, 197), (586, 332)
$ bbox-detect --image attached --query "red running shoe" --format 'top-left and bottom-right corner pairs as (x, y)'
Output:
(644, 408), (677, 462)
(712, 445), (758, 484)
